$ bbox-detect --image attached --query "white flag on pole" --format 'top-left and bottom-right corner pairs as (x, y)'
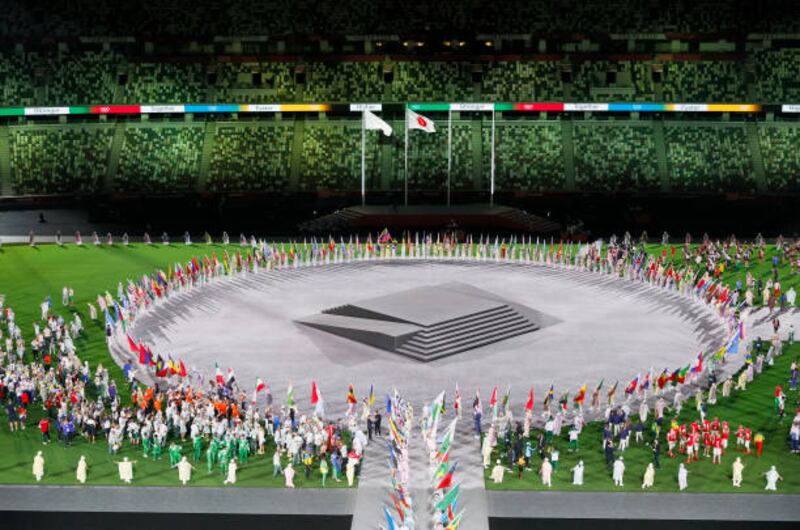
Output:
(406, 108), (436, 133)
(364, 110), (393, 136)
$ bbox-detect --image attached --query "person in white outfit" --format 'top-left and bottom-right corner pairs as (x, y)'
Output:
(678, 463), (689, 491)
(612, 457), (625, 487)
(571, 461), (584, 486)
(642, 463), (655, 489)
(32, 451), (45, 482)
(76, 456), (88, 484)
(764, 466), (782, 491)
(224, 460), (237, 485)
(177, 456), (195, 485)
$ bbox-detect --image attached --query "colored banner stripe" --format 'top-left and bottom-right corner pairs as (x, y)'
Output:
(184, 104), (241, 113)
(512, 103), (565, 112)
(91, 105), (142, 115)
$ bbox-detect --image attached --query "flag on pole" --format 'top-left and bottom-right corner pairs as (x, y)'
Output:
(525, 387), (534, 412)
(255, 378), (266, 393)
(286, 383), (295, 407)
(215, 363), (225, 385)
(364, 110), (393, 136)
(406, 108), (436, 133)
(311, 380), (320, 405)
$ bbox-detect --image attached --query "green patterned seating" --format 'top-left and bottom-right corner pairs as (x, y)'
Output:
(662, 61), (745, 102)
(757, 125), (800, 192)
(301, 124), (380, 191)
(215, 62), (297, 103)
(573, 124), (659, 191)
(481, 61), (563, 101)
(126, 62), (205, 104)
(665, 125), (755, 192)
(9, 127), (113, 194)
(46, 51), (118, 105)
(482, 122), (565, 192)
(116, 127), (203, 192)
(302, 62), (384, 103)
(0, 52), (37, 105)
(208, 125), (293, 192)
(753, 49), (800, 103)
(391, 62), (473, 102)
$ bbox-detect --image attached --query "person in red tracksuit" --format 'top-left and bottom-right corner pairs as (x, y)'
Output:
(39, 417), (49, 444)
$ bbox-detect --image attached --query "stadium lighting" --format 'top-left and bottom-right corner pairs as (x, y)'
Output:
(485, 40), (493, 47)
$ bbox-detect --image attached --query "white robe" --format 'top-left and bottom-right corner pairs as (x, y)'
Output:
(118, 461), (134, 482)
(76, 460), (87, 484)
(540, 461), (552, 486)
(612, 460), (625, 485)
(284, 466), (296, 488)
(178, 460), (193, 485)
(642, 466), (654, 488)
(571, 464), (584, 485)
(765, 469), (781, 490)
(224, 461), (237, 484)
(678, 467), (688, 490)
(490, 465), (505, 484)
(33, 455), (44, 481)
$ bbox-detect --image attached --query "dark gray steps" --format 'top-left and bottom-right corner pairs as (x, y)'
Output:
(414, 309), (526, 343)
(395, 322), (536, 361)
(401, 320), (536, 355)
(408, 312), (531, 346)
(420, 305), (512, 333)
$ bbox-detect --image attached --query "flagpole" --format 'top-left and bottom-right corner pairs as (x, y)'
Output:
(361, 111), (366, 206)
(490, 107), (496, 208)
(404, 106), (409, 207)
(447, 109), (452, 208)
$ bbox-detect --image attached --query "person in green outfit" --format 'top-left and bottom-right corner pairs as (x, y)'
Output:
(206, 445), (216, 473)
(218, 448), (230, 474)
(320, 457), (329, 487)
(237, 438), (248, 465)
(152, 441), (163, 461)
(168, 443), (182, 468)
(193, 436), (203, 462)
(142, 437), (151, 458)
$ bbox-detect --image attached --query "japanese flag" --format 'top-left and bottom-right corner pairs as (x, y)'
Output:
(406, 109), (436, 133)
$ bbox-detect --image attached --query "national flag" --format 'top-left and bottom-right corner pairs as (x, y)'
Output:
(226, 367), (236, 387)
(435, 483), (461, 512)
(573, 384), (587, 406)
(454, 383), (461, 413)
(311, 380), (320, 405)
(676, 364), (690, 384)
(446, 510), (464, 530)
(347, 384), (357, 404)
(286, 383), (295, 407)
(155, 355), (168, 378)
(640, 372), (651, 391)
(367, 384), (375, 406)
(255, 378), (266, 393)
(525, 387), (534, 412)
(127, 334), (140, 353)
(364, 110), (393, 136)
(383, 506), (398, 530)
(436, 460), (459, 489)
(489, 386), (498, 411)
(378, 228), (392, 244)
(625, 375), (639, 395)
(657, 368), (669, 389)
(543, 384), (554, 408)
(178, 360), (187, 377)
(692, 352), (704, 374)
(607, 381), (618, 397)
(406, 108), (436, 133)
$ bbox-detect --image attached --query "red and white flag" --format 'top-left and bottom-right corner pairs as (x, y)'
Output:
(311, 380), (321, 405)
(406, 109), (436, 133)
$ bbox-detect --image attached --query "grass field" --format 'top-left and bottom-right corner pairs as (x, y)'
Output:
(484, 340), (800, 493)
(0, 241), (797, 489)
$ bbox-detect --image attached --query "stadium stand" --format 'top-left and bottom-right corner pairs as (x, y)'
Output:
(573, 123), (660, 192)
(665, 124), (755, 193)
(480, 61), (564, 102)
(46, 51), (119, 105)
(483, 121), (566, 192)
(215, 62), (297, 103)
(208, 124), (293, 192)
(757, 124), (800, 192)
(115, 126), (204, 193)
(662, 61), (746, 103)
(301, 123), (380, 191)
(390, 62), (474, 102)
(753, 49), (800, 104)
(0, 52), (37, 106)
(302, 62), (384, 103)
(9, 126), (114, 194)
(124, 62), (206, 104)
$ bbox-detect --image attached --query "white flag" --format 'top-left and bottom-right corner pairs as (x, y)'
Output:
(364, 110), (393, 136)
(406, 108), (436, 133)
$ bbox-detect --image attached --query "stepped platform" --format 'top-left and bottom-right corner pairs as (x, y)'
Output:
(297, 282), (542, 361)
(297, 204), (561, 234)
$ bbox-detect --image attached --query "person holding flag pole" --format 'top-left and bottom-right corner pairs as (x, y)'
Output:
(405, 106), (436, 206)
(360, 108), (392, 206)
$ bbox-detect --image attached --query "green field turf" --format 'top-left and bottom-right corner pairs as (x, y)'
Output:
(0, 241), (797, 490)
(484, 340), (800, 493)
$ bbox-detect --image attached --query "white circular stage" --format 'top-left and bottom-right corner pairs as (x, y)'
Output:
(123, 260), (727, 413)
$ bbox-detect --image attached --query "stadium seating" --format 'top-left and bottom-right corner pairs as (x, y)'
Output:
(390, 62), (473, 102)
(662, 61), (746, 103)
(480, 61), (563, 102)
(124, 62), (206, 104)
(665, 125), (755, 192)
(9, 127), (114, 194)
(215, 62), (297, 103)
(116, 127), (204, 192)
(0, 52), (37, 105)
(208, 125), (293, 192)
(573, 123), (659, 191)
(757, 125), (800, 192)
(301, 62), (384, 103)
(46, 51), (119, 105)
(483, 122), (565, 192)
(301, 123), (380, 191)
(753, 49), (800, 103)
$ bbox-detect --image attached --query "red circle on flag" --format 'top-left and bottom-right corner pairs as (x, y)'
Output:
(417, 116), (427, 127)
